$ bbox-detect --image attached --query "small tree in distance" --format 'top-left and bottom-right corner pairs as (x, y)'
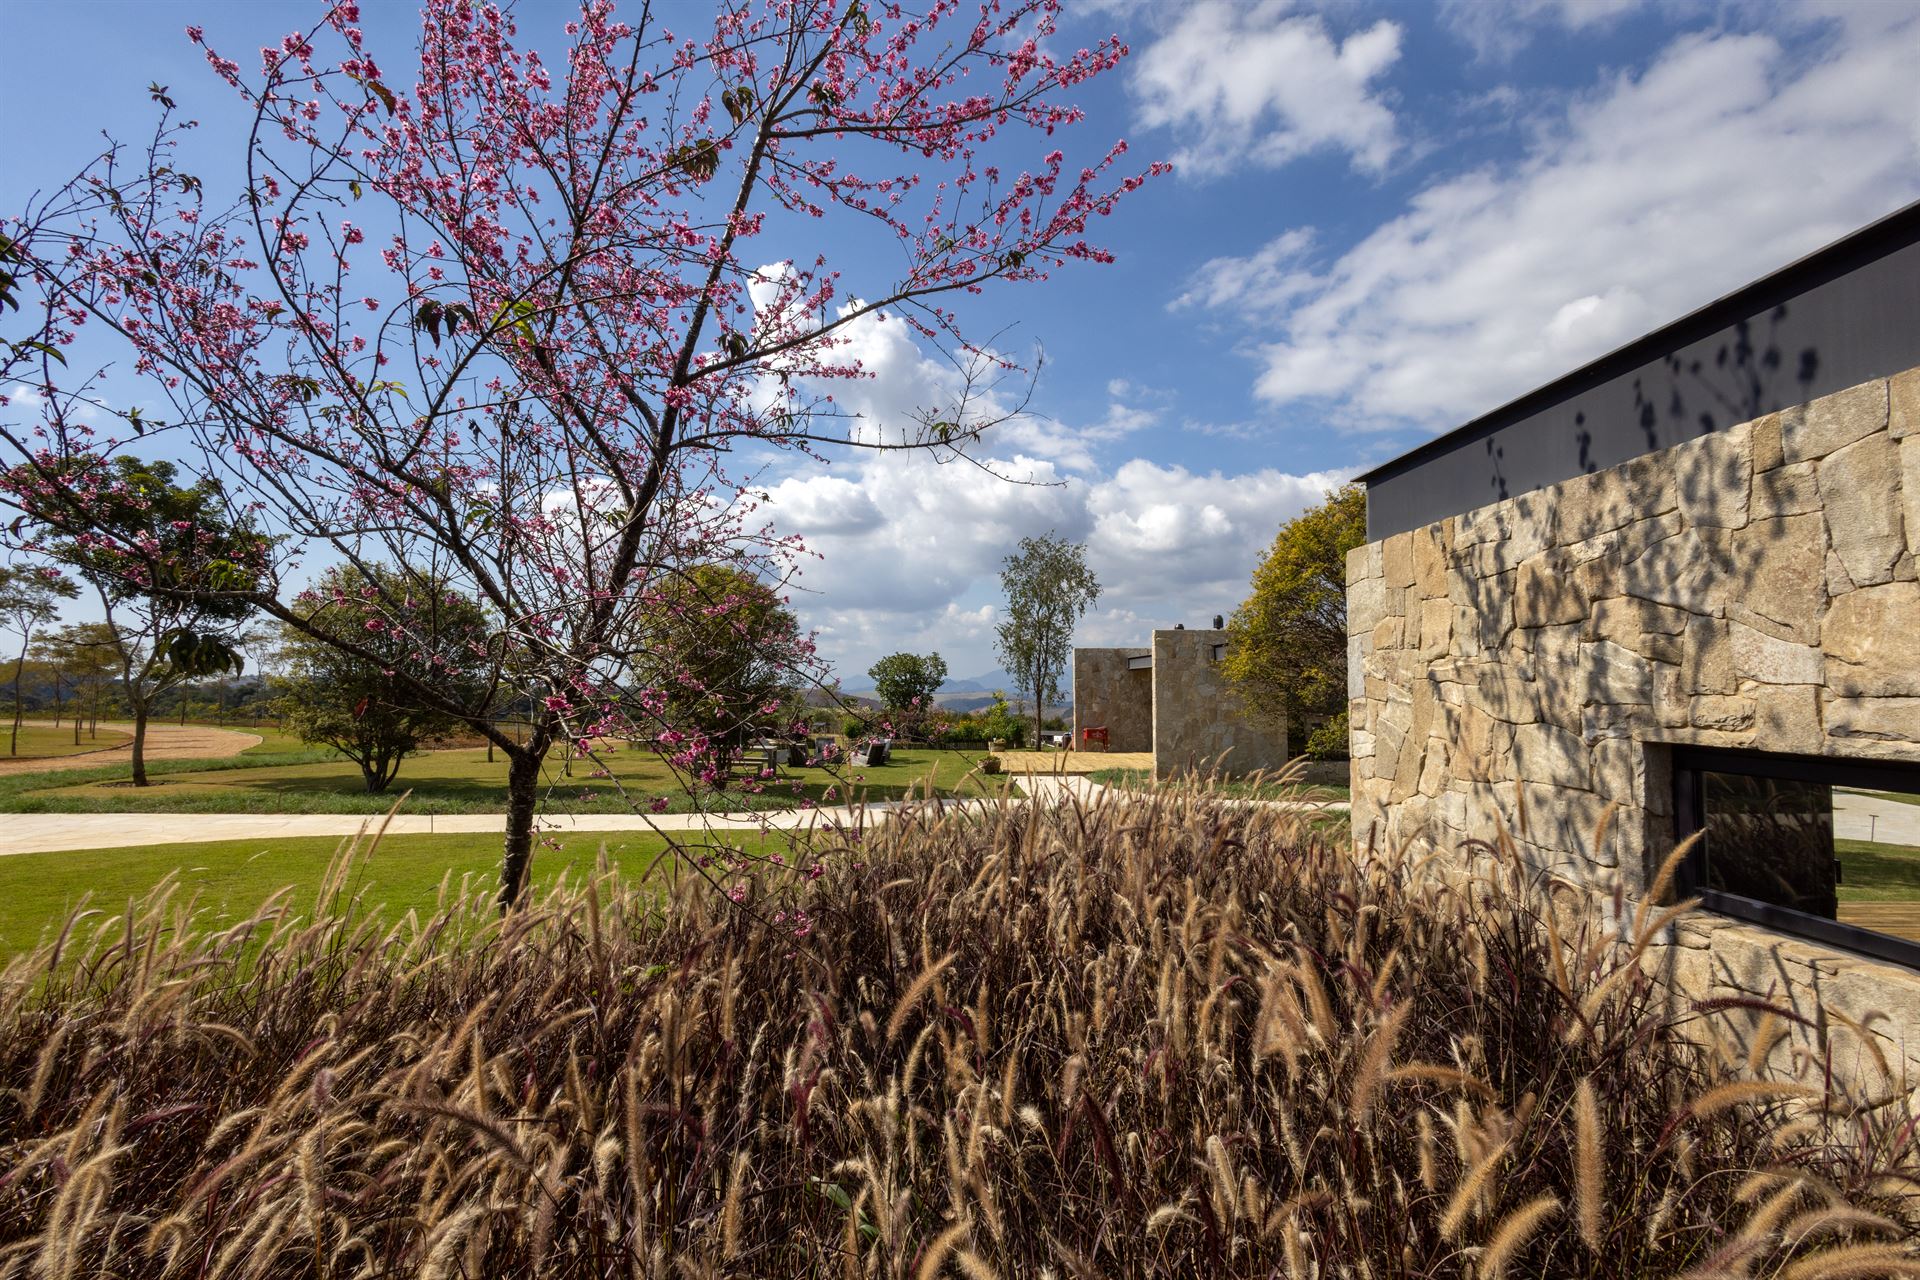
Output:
(994, 533), (1099, 747)
(1222, 484), (1366, 754)
(17, 456), (264, 783)
(38, 623), (120, 744)
(867, 650), (948, 727)
(274, 564), (492, 793)
(639, 564), (808, 781)
(0, 0), (1162, 905)
(0, 561), (78, 755)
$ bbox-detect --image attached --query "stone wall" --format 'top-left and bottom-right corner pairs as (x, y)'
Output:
(1348, 365), (1920, 1075)
(1151, 629), (1289, 779)
(1071, 647), (1152, 752)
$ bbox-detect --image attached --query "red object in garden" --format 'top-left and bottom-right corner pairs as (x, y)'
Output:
(1081, 726), (1109, 751)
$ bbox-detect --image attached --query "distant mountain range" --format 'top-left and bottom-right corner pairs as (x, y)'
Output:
(936, 669), (1015, 694)
(828, 669), (1069, 717)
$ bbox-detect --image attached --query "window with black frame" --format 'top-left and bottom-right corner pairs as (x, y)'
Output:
(1673, 747), (1920, 970)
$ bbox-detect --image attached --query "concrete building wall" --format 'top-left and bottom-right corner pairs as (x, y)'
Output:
(1072, 647), (1152, 752)
(1150, 629), (1290, 780)
(1347, 365), (1920, 1076)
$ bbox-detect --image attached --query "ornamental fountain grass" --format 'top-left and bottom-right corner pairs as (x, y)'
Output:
(1, 787), (1917, 1276)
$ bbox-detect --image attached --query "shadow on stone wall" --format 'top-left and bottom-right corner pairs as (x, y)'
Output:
(1350, 367), (1920, 1087)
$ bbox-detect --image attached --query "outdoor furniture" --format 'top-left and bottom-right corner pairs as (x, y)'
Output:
(1081, 725), (1109, 751)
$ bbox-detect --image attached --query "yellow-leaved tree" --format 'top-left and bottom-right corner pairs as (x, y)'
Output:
(1222, 484), (1367, 758)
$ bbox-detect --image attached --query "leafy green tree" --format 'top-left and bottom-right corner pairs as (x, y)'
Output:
(994, 533), (1100, 746)
(1223, 484), (1367, 744)
(0, 561), (77, 755)
(867, 651), (948, 715)
(274, 565), (494, 793)
(639, 564), (807, 767)
(20, 457), (265, 783)
(977, 690), (1027, 748)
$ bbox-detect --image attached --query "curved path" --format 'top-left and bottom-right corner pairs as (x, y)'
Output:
(0, 721), (262, 778)
(0, 772), (1349, 859)
(0, 798), (1008, 857)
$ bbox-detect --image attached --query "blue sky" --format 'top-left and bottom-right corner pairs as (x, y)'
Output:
(4, 0), (1919, 683)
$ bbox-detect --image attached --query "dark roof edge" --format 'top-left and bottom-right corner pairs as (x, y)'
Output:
(1354, 198), (1920, 486)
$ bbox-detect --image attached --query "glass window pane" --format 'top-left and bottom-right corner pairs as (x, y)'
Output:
(1700, 772), (1920, 944)
(1701, 772), (1837, 919)
(1834, 786), (1920, 943)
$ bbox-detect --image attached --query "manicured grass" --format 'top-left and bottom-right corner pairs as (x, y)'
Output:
(1, 723), (132, 759)
(0, 743), (1010, 816)
(0, 826), (793, 956)
(1835, 837), (1920, 902)
(1088, 767), (1350, 803)
(236, 725), (317, 754)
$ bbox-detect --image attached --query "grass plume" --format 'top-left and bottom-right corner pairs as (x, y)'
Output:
(0, 783), (1915, 1275)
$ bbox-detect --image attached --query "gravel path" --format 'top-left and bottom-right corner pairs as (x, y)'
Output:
(0, 721), (262, 777)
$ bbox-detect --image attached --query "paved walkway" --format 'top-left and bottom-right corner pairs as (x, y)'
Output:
(0, 721), (262, 777)
(1835, 789), (1920, 847)
(0, 772), (1349, 859)
(0, 797), (1019, 857)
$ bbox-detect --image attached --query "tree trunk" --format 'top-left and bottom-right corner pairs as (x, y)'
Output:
(9, 652), (23, 756)
(499, 747), (544, 910)
(130, 704), (150, 786)
(1032, 657), (1044, 748)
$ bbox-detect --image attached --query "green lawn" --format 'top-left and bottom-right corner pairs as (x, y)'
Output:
(236, 725), (321, 754)
(0, 826), (795, 957)
(1088, 767), (1350, 804)
(1835, 837), (1920, 902)
(0, 743), (1013, 817)
(2, 723), (132, 759)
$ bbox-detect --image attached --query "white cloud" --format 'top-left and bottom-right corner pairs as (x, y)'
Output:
(1179, 13), (1920, 432)
(1130, 1), (1403, 178)
(751, 309), (1346, 676)
(771, 450), (1346, 677)
(1441, 0), (1650, 63)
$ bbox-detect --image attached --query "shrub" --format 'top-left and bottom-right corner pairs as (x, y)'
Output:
(1, 797), (1915, 1275)
(1303, 708), (1350, 761)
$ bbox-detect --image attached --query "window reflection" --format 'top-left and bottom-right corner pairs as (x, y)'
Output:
(1698, 772), (1920, 944)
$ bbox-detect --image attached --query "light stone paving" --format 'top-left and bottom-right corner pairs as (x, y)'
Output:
(1835, 789), (1920, 847)
(0, 773), (1349, 859)
(0, 799), (1011, 858)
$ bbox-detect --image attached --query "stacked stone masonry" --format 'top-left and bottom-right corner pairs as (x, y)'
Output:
(1349, 366), (1920, 1075)
(1074, 631), (1288, 778)
(1071, 647), (1152, 753)
(1150, 629), (1289, 781)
